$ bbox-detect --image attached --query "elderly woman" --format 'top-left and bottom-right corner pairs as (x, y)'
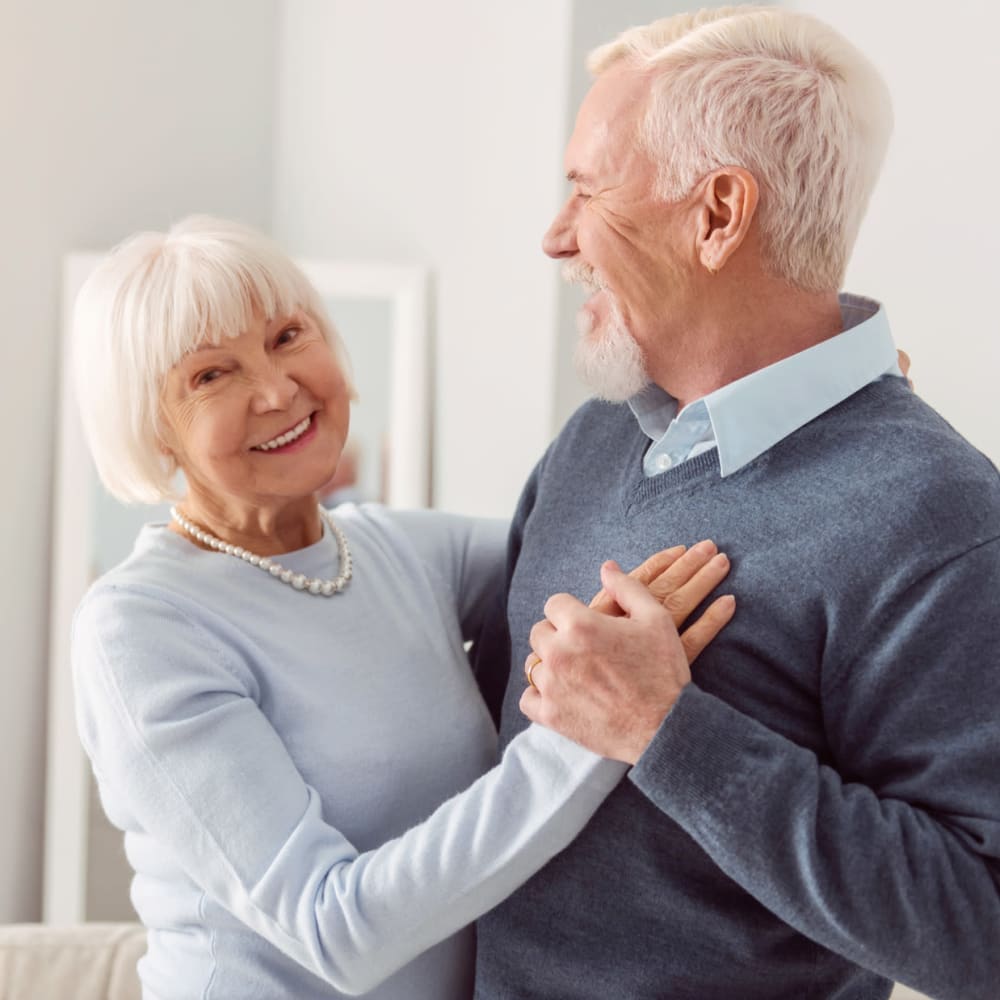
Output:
(70, 216), (733, 1000)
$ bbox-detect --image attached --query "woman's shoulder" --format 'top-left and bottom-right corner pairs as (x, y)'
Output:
(72, 534), (256, 709)
(332, 502), (508, 572)
(74, 525), (214, 648)
(332, 500), (506, 540)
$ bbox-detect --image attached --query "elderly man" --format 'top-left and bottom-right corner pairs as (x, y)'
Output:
(473, 7), (1000, 1000)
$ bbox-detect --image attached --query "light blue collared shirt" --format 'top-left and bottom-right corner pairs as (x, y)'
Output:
(629, 294), (901, 478)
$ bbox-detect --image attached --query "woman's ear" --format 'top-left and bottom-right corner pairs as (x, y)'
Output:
(695, 166), (759, 275)
(155, 413), (177, 459)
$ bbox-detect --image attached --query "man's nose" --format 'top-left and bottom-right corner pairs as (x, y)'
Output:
(542, 199), (579, 259)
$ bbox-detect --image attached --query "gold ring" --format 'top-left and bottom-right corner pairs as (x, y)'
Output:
(525, 655), (541, 692)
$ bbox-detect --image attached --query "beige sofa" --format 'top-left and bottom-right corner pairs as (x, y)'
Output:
(0, 923), (144, 1000)
(0, 922), (932, 999)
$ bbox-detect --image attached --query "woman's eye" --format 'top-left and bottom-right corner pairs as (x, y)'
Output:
(276, 326), (301, 347)
(195, 369), (223, 387)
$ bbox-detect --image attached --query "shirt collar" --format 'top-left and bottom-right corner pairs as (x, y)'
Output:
(627, 294), (899, 477)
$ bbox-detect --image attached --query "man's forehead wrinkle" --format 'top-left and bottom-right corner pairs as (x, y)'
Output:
(566, 119), (615, 182)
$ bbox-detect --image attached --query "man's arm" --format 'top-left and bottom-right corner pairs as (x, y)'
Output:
(522, 541), (1000, 1000)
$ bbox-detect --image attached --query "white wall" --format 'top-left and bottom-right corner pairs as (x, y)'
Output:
(788, 0), (1000, 463)
(272, 0), (572, 517)
(0, 0), (277, 921)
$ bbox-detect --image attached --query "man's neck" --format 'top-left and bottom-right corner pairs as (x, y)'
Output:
(652, 284), (844, 410)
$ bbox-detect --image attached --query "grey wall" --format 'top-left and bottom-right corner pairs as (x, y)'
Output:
(0, 0), (277, 921)
(789, 0), (1000, 464)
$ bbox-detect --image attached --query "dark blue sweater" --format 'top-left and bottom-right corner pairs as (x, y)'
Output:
(474, 377), (1000, 1000)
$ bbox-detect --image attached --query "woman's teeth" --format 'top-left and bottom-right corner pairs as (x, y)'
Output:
(254, 415), (312, 451)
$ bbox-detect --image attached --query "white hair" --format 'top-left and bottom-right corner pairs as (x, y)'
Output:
(588, 6), (893, 292)
(72, 215), (354, 504)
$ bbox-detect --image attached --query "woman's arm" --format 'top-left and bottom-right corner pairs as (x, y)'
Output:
(378, 508), (509, 642)
(73, 583), (620, 995)
(72, 539), (731, 996)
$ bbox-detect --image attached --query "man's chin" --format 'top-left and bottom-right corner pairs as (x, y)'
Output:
(585, 378), (652, 403)
(572, 307), (648, 399)
(574, 342), (650, 402)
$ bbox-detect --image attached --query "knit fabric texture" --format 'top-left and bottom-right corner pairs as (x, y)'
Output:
(474, 377), (1000, 1000)
(72, 505), (627, 1000)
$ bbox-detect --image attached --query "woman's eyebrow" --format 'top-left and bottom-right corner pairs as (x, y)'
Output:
(186, 342), (226, 358)
(268, 311), (303, 329)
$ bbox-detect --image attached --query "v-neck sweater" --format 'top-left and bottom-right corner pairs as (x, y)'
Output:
(475, 377), (1000, 1000)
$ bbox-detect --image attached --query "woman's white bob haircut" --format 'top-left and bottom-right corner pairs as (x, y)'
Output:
(73, 215), (353, 504)
(588, 6), (893, 292)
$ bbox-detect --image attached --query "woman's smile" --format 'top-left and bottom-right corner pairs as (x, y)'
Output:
(251, 412), (319, 453)
(158, 306), (352, 519)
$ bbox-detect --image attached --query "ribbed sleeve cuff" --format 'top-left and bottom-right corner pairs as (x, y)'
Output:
(628, 684), (761, 823)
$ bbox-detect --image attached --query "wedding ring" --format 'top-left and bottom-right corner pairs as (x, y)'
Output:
(525, 655), (541, 692)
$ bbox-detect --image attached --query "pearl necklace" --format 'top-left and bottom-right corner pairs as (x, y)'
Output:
(170, 505), (353, 597)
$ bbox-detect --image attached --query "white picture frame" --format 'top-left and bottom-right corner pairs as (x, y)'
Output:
(43, 253), (431, 923)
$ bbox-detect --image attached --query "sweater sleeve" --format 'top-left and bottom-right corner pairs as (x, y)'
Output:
(629, 537), (1000, 1000)
(470, 456), (545, 726)
(72, 583), (625, 996)
(377, 507), (509, 643)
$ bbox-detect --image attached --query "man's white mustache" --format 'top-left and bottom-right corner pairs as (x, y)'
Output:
(561, 258), (605, 293)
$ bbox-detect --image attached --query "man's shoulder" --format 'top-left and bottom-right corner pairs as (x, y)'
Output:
(551, 396), (637, 451)
(818, 378), (996, 480)
(790, 378), (1000, 540)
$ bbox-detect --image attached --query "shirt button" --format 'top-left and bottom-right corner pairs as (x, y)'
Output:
(655, 454), (673, 471)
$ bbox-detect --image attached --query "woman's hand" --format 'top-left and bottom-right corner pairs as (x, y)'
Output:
(586, 540), (734, 664)
(520, 543), (735, 763)
(898, 349), (913, 388)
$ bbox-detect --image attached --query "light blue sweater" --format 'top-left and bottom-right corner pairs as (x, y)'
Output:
(72, 504), (626, 999)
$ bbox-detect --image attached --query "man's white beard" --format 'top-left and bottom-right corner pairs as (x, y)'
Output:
(563, 260), (650, 402)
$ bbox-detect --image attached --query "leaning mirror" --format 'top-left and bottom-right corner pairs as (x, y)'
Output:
(43, 253), (431, 922)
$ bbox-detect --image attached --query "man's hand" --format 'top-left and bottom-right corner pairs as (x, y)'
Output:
(520, 545), (734, 764)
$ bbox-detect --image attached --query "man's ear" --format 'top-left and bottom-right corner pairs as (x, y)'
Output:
(694, 167), (759, 275)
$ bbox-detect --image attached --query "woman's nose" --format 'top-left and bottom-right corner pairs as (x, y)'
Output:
(251, 363), (298, 412)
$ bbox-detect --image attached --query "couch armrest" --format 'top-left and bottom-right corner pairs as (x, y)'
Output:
(0, 922), (145, 1000)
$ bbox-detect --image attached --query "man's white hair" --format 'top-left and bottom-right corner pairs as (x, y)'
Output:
(588, 6), (893, 292)
(72, 215), (353, 504)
